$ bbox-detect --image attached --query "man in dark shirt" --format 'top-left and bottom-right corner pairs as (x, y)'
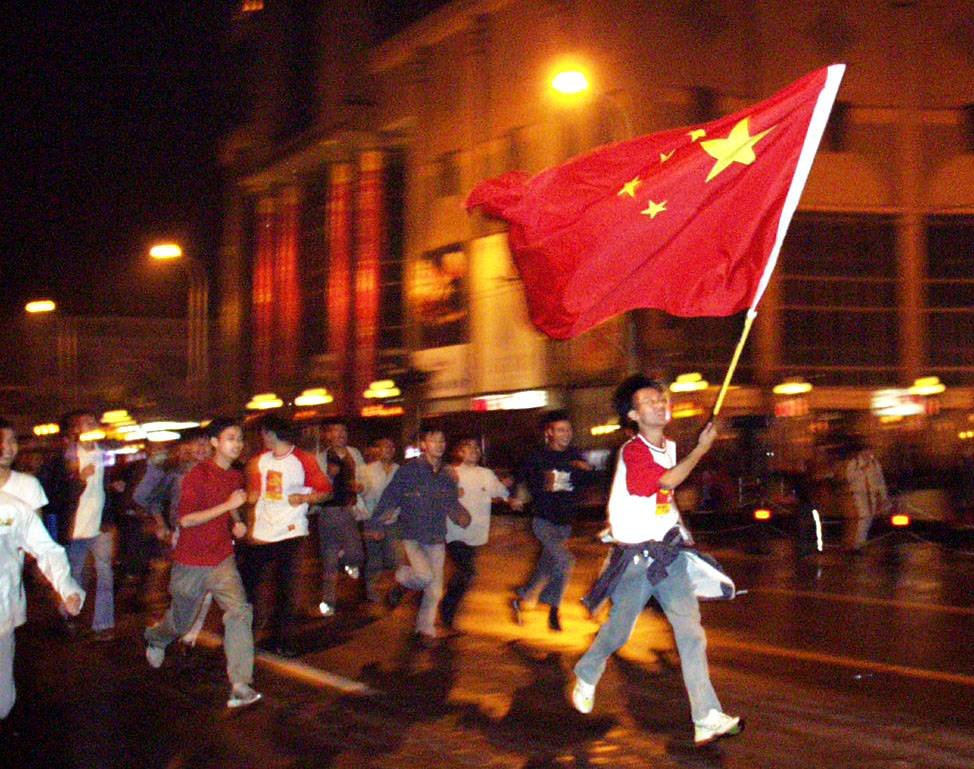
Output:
(512, 410), (593, 632)
(368, 425), (468, 647)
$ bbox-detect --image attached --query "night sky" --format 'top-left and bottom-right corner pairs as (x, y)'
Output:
(2, 2), (238, 319)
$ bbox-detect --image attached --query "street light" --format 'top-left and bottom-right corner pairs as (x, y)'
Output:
(150, 242), (209, 408)
(25, 299), (57, 314)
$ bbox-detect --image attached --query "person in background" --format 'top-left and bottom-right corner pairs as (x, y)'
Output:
(144, 417), (261, 709)
(0, 490), (84, 720)
(843, 437), (890, 553)
(511, 410), (594, 632)
(440, 437), (521, 633)
(0, 418), (48, 524)
(358, 437), (400, 604)
(314, 418), (366, 617)
(37, 409), (116, 641)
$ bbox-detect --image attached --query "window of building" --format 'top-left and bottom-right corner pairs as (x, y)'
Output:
(779, 214), (898, 386)
(379, 154), (406, 351)
(299, 172), (330, 357)
(926, 216), (974, 382)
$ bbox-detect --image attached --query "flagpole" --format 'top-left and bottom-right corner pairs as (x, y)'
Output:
(711, 309), (756, 417)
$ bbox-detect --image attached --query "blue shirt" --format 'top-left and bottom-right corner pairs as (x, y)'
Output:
(371, 456), (464, 545)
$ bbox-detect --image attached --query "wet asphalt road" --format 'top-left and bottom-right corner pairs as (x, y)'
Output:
(4, 517), (973, 769)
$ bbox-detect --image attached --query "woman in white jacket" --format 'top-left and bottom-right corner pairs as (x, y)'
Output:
(0, 489), (83, 719)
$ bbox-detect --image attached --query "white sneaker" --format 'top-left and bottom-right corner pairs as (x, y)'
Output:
(694, 709), (742, 746)
(145, 643), (165, 669)
(571, 678), (595, 714)
(344, 565), (360, 579)
(318, 601), (335, 616)
(227, 683), (262, 709)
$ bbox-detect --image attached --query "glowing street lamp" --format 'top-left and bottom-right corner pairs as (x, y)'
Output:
(246, 392), (283, 410)
(551, 68), (590, 96)
(25, 299), (57, 314)
(149, 243), (184, 260)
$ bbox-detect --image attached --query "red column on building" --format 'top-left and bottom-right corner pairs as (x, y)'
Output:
(327, 163), (354, 407)
(275, 186), (302, 383)
(354, 150), (384, 413)
(252, 196), (276, 392)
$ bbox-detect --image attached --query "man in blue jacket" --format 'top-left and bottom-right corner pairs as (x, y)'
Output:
(368, 424), (468, 647)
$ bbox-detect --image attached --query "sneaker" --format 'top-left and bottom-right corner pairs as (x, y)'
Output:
(693, 709), (743, 747)
(227, 683), (263, 709)
(318, 601), (336, 617)
(571, 678), (595, 714)
(344, 564), (360, 579)
(145, 643), (165, 669)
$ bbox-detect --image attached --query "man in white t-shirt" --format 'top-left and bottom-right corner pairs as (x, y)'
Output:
(359, 437), (400, 603)
(440, 438), (520, 631)
(0, 419), (48, 516)
(243, 416), (331, 656)
(37, 410), (115, 640)
(571, 375), (741, 748)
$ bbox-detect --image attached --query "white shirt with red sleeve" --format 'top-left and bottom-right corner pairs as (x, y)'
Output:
(248, 447), (331, 543)
(607, 435), (681, 544)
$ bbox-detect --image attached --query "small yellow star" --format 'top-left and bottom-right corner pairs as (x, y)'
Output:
(618, 176), (642, 198)
(660, 149), (675, 163)
(688, 129), (707, 142)
(641, 200), (667, 219)
(700, 117), (775, 182)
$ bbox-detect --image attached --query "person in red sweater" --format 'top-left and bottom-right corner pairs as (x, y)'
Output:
(144, 417), (261, 709)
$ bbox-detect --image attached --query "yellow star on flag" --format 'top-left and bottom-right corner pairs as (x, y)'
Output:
(688, 129), (707, 142)
(641, 200), (667, 219)
(700, 117), (775, 182)
(617, 177), (642, 198)
(660, 149), (675, 163)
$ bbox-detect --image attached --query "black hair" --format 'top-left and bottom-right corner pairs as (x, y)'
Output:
(259, 414), (298, 444)
(613, 375), (667, 423)
(178, 427), (207, 443)
(59, 408), (97, 435)
(416, 421), (445, 441)
(540, 409), (571, 430)
(205, 416), (241, 440)
(0, 418), (13, 433)
(321, 416), (349, 429)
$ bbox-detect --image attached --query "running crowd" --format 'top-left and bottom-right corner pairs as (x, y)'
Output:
(0, 374), (743, 747)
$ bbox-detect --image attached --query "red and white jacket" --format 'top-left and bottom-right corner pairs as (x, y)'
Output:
(246, 448), (331, 543)
(607, 435), (682, 545)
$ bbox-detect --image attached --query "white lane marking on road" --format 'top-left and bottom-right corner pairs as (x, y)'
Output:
(747, 586), (974, 616)
(194, 630), (378, 695)
(710, 633), (974, 687)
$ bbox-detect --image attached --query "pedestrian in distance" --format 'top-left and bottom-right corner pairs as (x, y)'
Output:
(314, 418), (366, 616)
(358, 437), (401, 604)
(572, 375), (742, 748)
(0, 418), (49, 527)
(367, 425), (470, 648)
(511, 410), (595, 632)
(144, 417), (261, 709)
(440, 437), (521, 633)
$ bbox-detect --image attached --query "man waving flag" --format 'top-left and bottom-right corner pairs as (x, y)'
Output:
(466, 65), (845, 341)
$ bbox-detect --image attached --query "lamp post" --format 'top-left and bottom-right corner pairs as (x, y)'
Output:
(150, 243), (209, 409)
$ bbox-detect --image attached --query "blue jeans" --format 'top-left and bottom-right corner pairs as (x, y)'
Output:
(574, 551), (721, 722)
(397, 541), (445, 637)
(317, 506), (364, 605)
(518, 517), (574, 608)
(67, 530), (115, 632)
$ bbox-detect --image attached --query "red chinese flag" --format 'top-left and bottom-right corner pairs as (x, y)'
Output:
(466, 65), (845, 339)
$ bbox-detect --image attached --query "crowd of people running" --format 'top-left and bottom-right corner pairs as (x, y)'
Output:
(1, 374), (748, 747)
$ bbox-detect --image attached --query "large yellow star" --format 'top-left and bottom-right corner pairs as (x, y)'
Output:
(700, 117), (775, 182)
(618, 176), (642, 198)
(641, 200), (667, 219)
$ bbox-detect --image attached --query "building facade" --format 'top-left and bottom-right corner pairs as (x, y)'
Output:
(216, 0), (974, 450)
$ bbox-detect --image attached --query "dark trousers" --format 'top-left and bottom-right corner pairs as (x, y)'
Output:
(441, 540), (478, 628)
(238, 537), (302, 645)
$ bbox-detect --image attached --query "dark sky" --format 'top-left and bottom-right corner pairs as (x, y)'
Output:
(1, 2), (234, 319)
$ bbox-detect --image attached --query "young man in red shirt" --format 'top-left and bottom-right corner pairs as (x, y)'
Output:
(144, 417), (261, 709)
